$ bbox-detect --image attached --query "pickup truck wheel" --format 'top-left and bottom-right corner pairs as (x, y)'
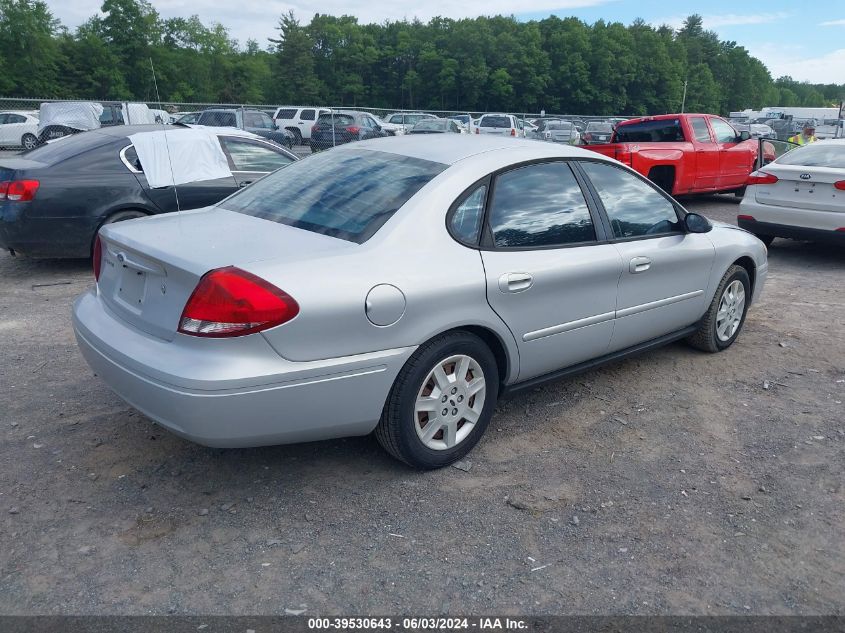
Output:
(687, 265), (750, 353)
(375, 331), (499, 469)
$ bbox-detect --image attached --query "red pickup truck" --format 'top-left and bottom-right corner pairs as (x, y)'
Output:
(586, 113), (759, 196)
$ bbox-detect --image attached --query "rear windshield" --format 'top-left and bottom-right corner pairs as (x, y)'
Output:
(199, 111), (237, 127)
(776, 143), (845, 169)
(481, 116), (510, 128)
(546, 122), (573, 131)
(22, 131), (114, 165)
(220, 149), (447, 243)
(317, 113), (355, 126)
(586, 122), (613, 132)
(614, 119), (685, 142)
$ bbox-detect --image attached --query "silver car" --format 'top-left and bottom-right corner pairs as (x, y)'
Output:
(73, 136), (768, 469)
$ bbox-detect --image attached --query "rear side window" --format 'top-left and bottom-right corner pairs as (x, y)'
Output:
(275, 108), (297, 120)
(300, 109), (315, 121)
(481, 116), (511, 128)
(488, 162), (595, 248)
(614, 119), (685, 142)
(449, 184), (487, 244)
(220, 149), (446, 243)
(580, 161), (680, 238)
(689, 117), (712, 142)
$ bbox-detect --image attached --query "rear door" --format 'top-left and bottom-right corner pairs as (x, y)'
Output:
(578, 160), (715, 352)
(299, 109), (315, 138)
(710, 116), (757, 189)
(689, 116), (719, 190)
(219, 136), (295, 187)
(478, 161), (622, 381)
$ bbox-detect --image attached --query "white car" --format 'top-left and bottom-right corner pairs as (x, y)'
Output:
(272, 106), (332, 144)
(381, 112), (438, 135)
(0, 111), (39, 150)
(474, 113), (525, 137)
(738, 139), (845, 246)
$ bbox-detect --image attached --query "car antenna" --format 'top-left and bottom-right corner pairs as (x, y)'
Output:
(149, 56), (181, 213)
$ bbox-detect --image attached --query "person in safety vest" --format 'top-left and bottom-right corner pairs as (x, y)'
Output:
(788, 123), (817, 145)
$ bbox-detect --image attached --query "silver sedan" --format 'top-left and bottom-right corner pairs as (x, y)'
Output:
(73, 136), (768, 469)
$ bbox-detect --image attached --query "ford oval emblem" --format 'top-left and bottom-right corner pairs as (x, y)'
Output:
(800, 173), (811, 180)
(116, 252), (126, 263)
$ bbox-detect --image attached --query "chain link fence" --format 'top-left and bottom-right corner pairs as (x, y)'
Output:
(0, 97), (632, 156)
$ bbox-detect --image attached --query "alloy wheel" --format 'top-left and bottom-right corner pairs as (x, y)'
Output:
(716, 279), (746, 342)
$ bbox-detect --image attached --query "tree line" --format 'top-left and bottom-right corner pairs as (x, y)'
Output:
(1, 0), (842, 115)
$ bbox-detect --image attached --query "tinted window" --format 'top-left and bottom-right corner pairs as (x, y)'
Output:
(450, 185), (486, 244)
(221, 138), (293, 172)
(300, 109), (315, 121)
(775, 143), (845, 168)
(243, 112), (262, 128)
(200, 111), (237, 127)
(580, 161), (680, 238)
(220, 149), (446, 243)
(711, 118), (738, 143)
(259, 113), (274, 129)
(690, 117), (712, 142)
(481, 115), (511, 129)
(489, 162), (595, 248)
(123, 145), (142, 171)
(546, 122), (573, 131)
(388, 115), (403, 124)
(586, 122), (612, 132)
(6, 114), (25, 123)
(22, 131), (115, 164)
(275, 108), (297, 120)
(0, 114), (8, 124)
(614, 119), (685, 142)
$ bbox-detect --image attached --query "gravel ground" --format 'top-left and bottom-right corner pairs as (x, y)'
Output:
(0, 194), (843, 616)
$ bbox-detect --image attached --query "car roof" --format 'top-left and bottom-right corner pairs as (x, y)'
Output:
(345, 134), (611, 166)
(61, 124), (267, 143)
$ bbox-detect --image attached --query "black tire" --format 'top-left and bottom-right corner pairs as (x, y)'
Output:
(687, 265), (751, 353)
(375, 331), (499, 469)
(21, 133), (37, 151)
(754, 234), (775, 247)
(733, 186), (747, 198)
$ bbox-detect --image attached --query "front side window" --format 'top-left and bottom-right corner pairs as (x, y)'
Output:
(389, 115), (403, 124)
(488, 162), (595, 248)
(220, 138), (294, 172)
(220, 149), (446, 243)
(580, 161), (680, 238)
(710, 118), (739, 143)
(450, 184), (487, 244)
(689, 117), (712, 142)
(243, 112), (262, 128)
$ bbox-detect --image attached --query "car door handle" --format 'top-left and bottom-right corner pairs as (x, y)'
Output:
(498, 272), (533, 293)
(629, 257), (651, 274)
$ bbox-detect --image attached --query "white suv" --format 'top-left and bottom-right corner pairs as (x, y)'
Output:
(272, 107), (332, 144)
(475, 113), (525, 137)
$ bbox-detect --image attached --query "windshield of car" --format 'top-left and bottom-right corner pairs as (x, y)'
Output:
(614, 119), (685, 142)
(413, 120), (447, 131)
(480, 116), (511, 128)
(220, 149), (447, 243)
(775, 143), (845, 169)
(586, 122), (613, 132)
(316, 113), (355, 127)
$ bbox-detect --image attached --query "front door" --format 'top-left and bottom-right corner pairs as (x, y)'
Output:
(689, 115), (719, 190)
(479, 161), (622, 381)
(711, 116), (757, 189)
(577, 160), (715, 352)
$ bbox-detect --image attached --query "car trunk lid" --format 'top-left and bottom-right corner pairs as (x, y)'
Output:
(753, 164), (845, 213)
(96, 207), (351, 341)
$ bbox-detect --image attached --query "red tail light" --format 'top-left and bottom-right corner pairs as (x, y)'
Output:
(834, 181), (845, 190)
(92, 235), (103, 282)
(0, 179), (39, 201)
(510, 128), (516, 136)
(746, 171), (778, 186)
(178, 267), (299, 338)
(311, 125), (318, 134)
(345, 126), (360, 134)
(737, 214), (756, 222)
(583, 133), (593, 141)
(475, 128), (479, 134)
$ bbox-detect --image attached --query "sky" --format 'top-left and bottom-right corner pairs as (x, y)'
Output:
(48, 0), (845, 84)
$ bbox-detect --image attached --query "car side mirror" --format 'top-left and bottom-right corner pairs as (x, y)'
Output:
(738, 130), (751, 142)
(684, 212), (712, 234)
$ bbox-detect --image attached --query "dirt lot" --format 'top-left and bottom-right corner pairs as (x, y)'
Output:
(0, 195), (843, 616)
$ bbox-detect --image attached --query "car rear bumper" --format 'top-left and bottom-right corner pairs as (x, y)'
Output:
(72, 288), (416, 448)
(0, 203), (99, 257)
(738, 217), (845, 245)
